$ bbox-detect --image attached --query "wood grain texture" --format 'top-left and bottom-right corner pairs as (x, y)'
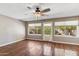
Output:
(0, 39), (79, 56)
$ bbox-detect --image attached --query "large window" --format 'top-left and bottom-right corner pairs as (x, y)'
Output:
(28, 20), (79, 38)
(54, 20), (79, 37)
(43, 23), (52, 35)
(43, 22), (52, 41)
(28, 23), (42, 35)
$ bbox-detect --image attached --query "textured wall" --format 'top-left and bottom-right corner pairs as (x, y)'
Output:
(0, 15), (25, 47)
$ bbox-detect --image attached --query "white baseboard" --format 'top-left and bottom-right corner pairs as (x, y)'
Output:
(0, 39), (24, 47)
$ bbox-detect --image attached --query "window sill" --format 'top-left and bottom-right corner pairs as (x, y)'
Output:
(28, 34), (42, 36)
(54, 35), (79, 38)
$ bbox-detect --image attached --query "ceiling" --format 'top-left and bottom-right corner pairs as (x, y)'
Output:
(0, 3), (79, 21)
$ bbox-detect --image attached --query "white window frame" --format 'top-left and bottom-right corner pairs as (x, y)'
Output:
(54, 20), (79, 38)
(43, 22), (53, 36)
(28, 23), (42, 36)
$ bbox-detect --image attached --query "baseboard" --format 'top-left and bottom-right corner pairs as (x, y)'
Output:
(26, 38), (79, 46)
(0, 39), (25, 47)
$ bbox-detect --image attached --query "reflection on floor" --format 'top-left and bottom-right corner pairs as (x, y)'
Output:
(0, 39), (79, 56)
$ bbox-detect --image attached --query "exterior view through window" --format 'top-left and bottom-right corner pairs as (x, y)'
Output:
(28, 23), (42, 35)
(28, 20), (79, 39)
(54, 20), (79, 37)
(43, 22), (52, 41)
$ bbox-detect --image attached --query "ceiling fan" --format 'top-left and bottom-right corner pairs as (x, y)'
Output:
(25, 5), (51, 17)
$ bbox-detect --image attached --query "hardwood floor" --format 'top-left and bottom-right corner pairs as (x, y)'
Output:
(0, 39), (79, 56)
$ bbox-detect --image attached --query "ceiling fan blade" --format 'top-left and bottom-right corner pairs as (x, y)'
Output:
(27, 5), (41, 10)
(41, 14), (49, 16)
(41, 8), (50, 13)
(27, 6), (32, 9)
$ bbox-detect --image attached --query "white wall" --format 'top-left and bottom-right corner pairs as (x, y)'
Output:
(0, 15), (25, 47)
(54, 36), (79, 44)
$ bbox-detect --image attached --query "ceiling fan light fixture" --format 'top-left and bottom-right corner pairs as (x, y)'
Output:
(35, 7), (40, 12)
(35, 12), (41, 16)
(26, 5), (51, 17)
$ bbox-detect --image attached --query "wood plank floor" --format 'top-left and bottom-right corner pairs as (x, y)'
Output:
(0, 39), (79, 56)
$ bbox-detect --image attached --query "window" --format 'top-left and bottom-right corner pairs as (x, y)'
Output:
(28, 23), (42, 35)
(54, 20), (78, 37)
(43, 22), (52, 41)
(43, 23), (52, 35)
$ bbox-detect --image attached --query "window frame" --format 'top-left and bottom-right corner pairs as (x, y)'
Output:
(28, 23), (42, 35)
(54, 20), (79, 38)
(43, 22), (53, 36)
